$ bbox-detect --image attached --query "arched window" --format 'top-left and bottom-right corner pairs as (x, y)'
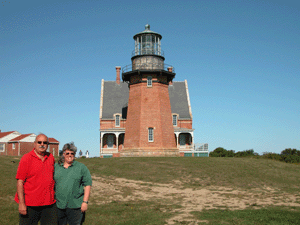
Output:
(148, 128), (154, 142)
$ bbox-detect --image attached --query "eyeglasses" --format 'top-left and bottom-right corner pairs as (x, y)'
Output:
(65, 152), (75, 155)
(37, 141), (48, 144)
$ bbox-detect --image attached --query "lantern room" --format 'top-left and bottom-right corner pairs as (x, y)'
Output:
(133, 24), (163, 57)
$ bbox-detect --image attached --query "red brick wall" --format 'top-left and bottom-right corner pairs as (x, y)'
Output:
(48, 144), (59, 156)
(7, 143), (20, 156)
(100, 120), (126, 130)
(7, 142), (59, 156)
(124, 76), (176, 150)
(123, 82), (142, 148)
(19, 142), (34, 155)
(177, 119), (193, 129)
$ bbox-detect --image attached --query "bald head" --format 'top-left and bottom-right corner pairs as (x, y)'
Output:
(35, 133), (48, 142)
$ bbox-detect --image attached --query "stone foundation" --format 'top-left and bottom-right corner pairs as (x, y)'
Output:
(119, 148), (179, 157)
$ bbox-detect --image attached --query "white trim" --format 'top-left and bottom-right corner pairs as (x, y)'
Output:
(99, 79), (104, 119)
(12, 143), (15, 149)
(185, 80), (193, 119)
(20, 134), (36, 142)
(0, 131), (21, 142)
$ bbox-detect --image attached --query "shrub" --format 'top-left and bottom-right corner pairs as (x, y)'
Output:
(235, 149), (257, 157)
(280, 148), (300, 163)
(262, 152), (283, 161)
(209, 147), (233, 157)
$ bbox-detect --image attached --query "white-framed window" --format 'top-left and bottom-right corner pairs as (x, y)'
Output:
(12, 143), (15, 149)
(147, 76), (152, 87)
(172, 114), (178, 126)
(148, 128), (154, 142)
(0, 144), (5, 152)
(107, 135), (114, 148)
(115, 115), (120, 127)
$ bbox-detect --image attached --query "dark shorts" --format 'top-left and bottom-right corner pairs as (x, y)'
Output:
(19, 203), (57, 225)
(57, 207), (85, 225)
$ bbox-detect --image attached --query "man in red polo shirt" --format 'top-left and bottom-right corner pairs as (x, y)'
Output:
(15, 134), (57, 225)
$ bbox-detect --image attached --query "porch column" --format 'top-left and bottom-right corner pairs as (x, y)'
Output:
(100, 132), (105, 155)
(190, 132), (194, 150)
(115, 132), (119, 151)
(175, 132), (179, 149)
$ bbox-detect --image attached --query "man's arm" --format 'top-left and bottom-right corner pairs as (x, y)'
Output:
(17, 179), (27, 215)
(81, 185), (91, 212)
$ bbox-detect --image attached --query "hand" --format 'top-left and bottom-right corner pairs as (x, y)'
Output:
(81, 202), (88, 212)
(19, 203), (27, 215)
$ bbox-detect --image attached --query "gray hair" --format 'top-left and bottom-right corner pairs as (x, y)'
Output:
(58, 142), (77, 165)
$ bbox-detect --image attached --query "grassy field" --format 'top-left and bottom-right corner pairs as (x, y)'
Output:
(1, 156), (300, 224)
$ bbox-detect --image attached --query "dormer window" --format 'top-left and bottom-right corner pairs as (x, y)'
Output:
(172, 114), (178, 126)
(147, 76), (152, 87)
(115, 115), (120, 127)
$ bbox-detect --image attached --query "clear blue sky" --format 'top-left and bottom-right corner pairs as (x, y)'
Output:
(1, 0), (299, 157)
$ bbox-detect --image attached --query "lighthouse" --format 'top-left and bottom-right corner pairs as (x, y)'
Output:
(121, 24), (178, 156)
(99, 25), (196, 158)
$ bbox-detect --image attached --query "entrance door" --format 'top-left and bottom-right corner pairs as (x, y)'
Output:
(179, 134), (185, 146)
(107, 135), (114, 148)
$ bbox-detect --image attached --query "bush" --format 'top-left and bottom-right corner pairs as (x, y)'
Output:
(280, 148), (300, 163)
(209, 147), (234, 157)
(235, 149), (257, 157)
(210, 148), (258, 158)
(210, 147), (300, 163)
(262, 152), (283, 161)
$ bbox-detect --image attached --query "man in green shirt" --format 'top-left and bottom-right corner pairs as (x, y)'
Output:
(54, 142), (92, 225)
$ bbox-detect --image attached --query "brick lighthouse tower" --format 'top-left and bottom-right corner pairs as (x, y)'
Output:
(121, 24), (178, 156)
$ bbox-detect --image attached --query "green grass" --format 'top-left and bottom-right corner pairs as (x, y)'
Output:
(191, 206), (300, 225)
(1, 156), (300, 224)
(84, 157), (300, 192)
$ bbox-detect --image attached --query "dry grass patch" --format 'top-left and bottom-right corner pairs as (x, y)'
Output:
(90, 175), (300, 224)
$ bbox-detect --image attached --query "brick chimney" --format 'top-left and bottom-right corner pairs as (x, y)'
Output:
(168, 67), (173, 85)
(116, 66), (121, 85)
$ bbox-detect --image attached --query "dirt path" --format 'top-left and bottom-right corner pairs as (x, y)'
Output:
(91, 176), (300, 224)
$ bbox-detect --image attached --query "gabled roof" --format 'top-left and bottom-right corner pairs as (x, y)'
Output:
(169, 81), (192, 119)
(100, 80), (192, 120)
(49, 138), (59, 143)
(9, 134), (33, 142)
(100, 81), (129, 119)
(0, 131), (15, 138)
